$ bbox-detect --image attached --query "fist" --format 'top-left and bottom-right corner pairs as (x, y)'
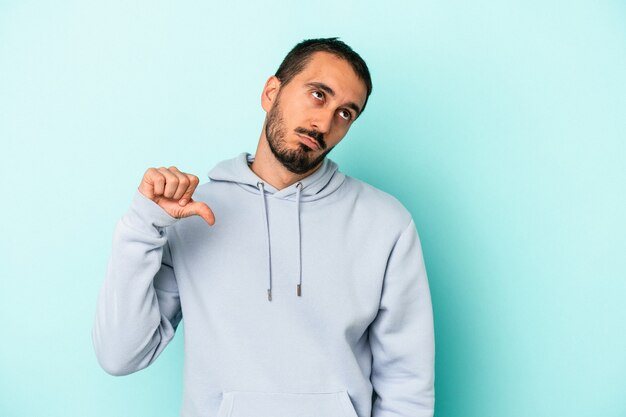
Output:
(138, 166), (215, 226)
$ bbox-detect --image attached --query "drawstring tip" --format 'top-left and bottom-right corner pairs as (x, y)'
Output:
(267, 289), (272, 301)
(297, 284), (302, 297)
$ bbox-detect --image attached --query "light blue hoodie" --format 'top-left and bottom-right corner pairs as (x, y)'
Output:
(92, 152), (435, 417)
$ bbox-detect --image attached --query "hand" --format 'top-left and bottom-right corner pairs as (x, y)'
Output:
(138, 166), (215, 226)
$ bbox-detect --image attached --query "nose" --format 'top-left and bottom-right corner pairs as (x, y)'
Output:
(309, 108), (334, 135)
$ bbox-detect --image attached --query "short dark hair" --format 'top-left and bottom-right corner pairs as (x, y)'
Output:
(275, 37), (373, 117)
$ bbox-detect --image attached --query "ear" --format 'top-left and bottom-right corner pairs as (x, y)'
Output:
(261, 75), (281, 113)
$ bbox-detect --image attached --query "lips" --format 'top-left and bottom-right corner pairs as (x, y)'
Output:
(297, 134), (320, 150)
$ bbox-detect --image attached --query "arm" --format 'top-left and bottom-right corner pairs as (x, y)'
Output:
(369, 218), (435, 417)
(92, 189), (183, 376)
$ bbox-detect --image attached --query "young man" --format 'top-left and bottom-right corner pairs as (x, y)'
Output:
(92, 38), (435, 417)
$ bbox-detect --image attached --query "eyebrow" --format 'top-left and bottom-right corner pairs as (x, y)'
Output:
(304, 81), (362, 118)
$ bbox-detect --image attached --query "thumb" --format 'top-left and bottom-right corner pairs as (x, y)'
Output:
(182, 200), (216, 226)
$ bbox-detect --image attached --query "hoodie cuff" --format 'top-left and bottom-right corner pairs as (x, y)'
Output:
(124, 189), (179, 233)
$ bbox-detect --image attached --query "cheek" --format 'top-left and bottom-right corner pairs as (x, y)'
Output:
(330, 125), (352, 143)
(326, 132), (345, 147)
(285, 105), (309, 127)
(295, 99), (313, 114)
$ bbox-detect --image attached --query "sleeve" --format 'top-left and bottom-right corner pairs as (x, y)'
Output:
(92, 189), (184, 376)
(369, 218), (435, 417)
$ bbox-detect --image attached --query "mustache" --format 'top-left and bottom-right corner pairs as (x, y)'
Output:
(294, 127), (326, 149)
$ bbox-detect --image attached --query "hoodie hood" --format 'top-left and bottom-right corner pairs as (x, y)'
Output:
(207, 152), (346, 301)
(208, 151), (346, 201)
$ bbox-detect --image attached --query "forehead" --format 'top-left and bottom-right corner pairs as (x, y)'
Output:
(291, 51), (367, 108)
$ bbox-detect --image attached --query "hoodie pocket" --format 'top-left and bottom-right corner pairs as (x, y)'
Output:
(215, 390), (359, 417)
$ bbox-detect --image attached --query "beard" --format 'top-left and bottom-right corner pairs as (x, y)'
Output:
(264, 94), (334, 175)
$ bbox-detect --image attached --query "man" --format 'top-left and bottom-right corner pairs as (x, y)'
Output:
(92, 37), (435, 417)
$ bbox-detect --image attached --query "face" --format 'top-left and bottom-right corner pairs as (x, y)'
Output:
(262, 51), (368, 174)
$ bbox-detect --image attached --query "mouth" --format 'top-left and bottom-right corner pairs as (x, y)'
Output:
(296, 134), (320, 151)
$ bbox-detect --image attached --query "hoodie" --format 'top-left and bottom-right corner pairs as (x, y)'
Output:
(92, 152), (435, 417)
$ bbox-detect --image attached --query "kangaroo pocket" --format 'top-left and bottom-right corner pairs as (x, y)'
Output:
(215, 390), (359, 417)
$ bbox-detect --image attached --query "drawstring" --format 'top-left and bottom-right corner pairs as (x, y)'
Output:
(256, 180), (304, 301)
(257, 181), (272, 301)
(295, 182), (303, 297)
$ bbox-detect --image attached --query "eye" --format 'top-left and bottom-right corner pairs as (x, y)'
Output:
(338, 109), (353, 121)
(311, 90), (324, 101)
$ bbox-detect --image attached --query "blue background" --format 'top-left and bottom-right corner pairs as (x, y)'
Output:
(1, 1), (625, 416)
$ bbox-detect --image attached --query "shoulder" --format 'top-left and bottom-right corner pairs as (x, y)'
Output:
(342, 175), (413, 231)
(193, 177), (250, 198)
(194, 180), (226, 196)
(187, 180), (236, 210)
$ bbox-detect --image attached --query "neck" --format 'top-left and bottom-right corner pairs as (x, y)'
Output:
(249, 131), (323, 190)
